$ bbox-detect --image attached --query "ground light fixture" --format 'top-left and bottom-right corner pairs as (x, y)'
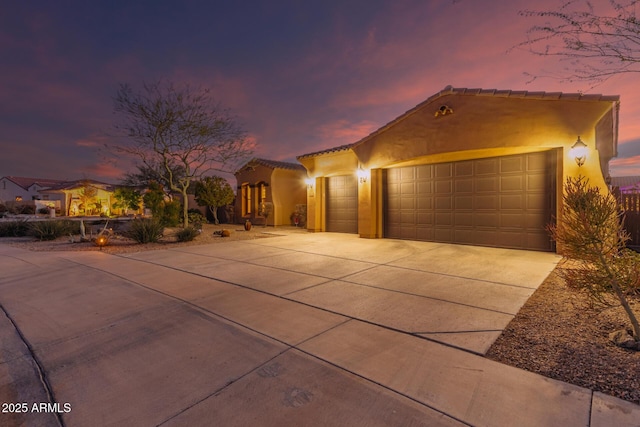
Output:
(94, 235), (109, 250)
(570, 136), (588, 167)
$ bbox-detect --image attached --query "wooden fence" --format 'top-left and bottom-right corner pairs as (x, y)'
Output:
(617, 191), (640, 248)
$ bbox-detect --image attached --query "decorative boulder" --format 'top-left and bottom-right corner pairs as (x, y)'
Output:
(609, 330), (638, 349)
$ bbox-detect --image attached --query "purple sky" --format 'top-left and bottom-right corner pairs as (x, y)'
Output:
(2, 0), (639, 182)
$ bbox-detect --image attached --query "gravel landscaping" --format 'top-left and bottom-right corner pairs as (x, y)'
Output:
(486, 270), (640, 406)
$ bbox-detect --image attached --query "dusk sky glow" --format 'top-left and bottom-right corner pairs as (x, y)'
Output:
(2, 0), (639, 182)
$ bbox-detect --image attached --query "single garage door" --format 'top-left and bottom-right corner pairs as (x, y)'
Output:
(326, 175), (358, 233)
(384, 151), (556, 251)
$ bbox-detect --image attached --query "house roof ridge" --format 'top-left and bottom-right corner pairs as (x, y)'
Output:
(2, 176), (70, 190)
(296, 143), (356, 160)
(236, 157), (305, 172)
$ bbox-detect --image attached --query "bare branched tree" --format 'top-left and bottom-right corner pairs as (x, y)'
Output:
(516, 0), (640, 85)
(111, 81), (254, 227)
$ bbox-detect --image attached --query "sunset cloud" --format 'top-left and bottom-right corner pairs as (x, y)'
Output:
(1, 0), (638, 180)
(316, 119), (378, 144)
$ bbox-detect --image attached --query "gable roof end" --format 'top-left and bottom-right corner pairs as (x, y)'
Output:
(350, 85), (620, 150)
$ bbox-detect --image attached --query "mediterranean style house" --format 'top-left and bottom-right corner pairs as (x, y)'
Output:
(296, 86), (620, 252)
(234, 158), (307, 226)
(0, 176), (67, 205)
(40, 180), (116, 216)
(0, 176), (118, 216)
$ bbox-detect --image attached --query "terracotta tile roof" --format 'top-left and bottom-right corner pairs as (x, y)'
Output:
(350, 85), (620, 150)
(236, 158), (305, 173)
(2, 176), (69, 190)
(42, 179), (115, 192)
(296, 143), (356, 160)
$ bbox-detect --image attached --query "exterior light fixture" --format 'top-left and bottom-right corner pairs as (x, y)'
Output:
(434, 105), (453, 117)
(94, 235), (109, 250)
(304, 177), (314, 189)
(570, 136), (588, 167)
(357, 168), (368, 184)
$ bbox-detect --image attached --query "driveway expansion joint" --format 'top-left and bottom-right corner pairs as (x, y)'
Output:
(0, 304), (65, 427)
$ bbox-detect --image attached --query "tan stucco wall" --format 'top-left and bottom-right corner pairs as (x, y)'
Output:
(271, 168), (306, 226)
(302, 92), (619, 243)
(353, 95), (615, 183)
(300, 150), (359, 232)
(235, 164), (306, 226)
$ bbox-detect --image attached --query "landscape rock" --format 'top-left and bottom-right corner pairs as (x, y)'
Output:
(608, 329), (638, 349)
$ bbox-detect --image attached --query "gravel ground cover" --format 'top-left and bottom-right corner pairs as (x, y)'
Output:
(5, 223), (304, 254)
(486, 271), (640, 406)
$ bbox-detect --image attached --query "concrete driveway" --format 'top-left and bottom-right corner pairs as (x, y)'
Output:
(1, 232), (638, 426)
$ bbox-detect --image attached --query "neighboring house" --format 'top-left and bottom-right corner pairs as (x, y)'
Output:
(297, 86), (619, 252)
(611, 176), (640, 194)
(39, 180), (116, 216)
(0, 176), (67, 205)
(235, 158), (307, 226)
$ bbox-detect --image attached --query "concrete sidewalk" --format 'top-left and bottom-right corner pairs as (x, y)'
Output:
(1, 234), (638, 426)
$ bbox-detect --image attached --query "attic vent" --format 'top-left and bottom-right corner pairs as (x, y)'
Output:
(435, 105), (453, 117)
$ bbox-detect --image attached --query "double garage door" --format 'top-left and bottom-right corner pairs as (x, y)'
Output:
(384, 152), (556, 251)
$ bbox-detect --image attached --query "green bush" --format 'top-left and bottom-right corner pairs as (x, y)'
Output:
(126, 218), (164, 243)
(29, 220), (77, 241)
(188, 211), (206, 228)
(176, 227), (199, 242)
(160, 200), (182, 227)
(0, 219), (31, 237)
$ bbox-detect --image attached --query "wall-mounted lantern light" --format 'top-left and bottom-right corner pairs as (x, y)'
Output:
(570, 136), (588, 167)
(304, 177), (314, 189)
(357, 168), (369, 184)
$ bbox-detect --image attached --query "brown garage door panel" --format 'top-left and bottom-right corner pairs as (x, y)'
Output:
(384, 152), (556, 251)
(326, 175), (358, 234)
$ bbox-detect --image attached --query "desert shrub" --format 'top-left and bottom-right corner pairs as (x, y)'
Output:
(549, 176), (640, 341)
(159, 200), (182, 227)
(29, 220), (77, 241)
(0, 219), (30, 237)
(188, 211), (206, 228)
(20, 205), (36, 215)
(126, 218), (164, 243)
(176, 227), (199, 242)
(0, 203), (7, 214)
(38, 207), (51, 215)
